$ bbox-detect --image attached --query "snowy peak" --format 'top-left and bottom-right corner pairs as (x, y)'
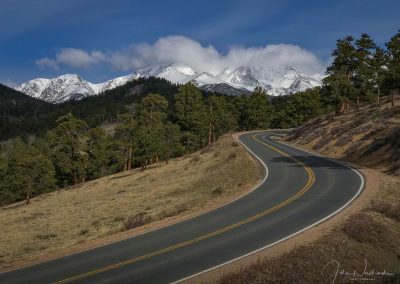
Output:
(133, 63), (197, 84)
(15, 74), (134, 103)
(16, 78), (51, 99)
(191, 72), (226, 86)
(16, 63), (322, 103)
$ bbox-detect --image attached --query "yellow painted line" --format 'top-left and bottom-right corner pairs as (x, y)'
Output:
(54, 133), (315, 284)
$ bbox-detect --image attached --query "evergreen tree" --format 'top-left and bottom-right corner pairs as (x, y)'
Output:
(1, 138), (55, 204)
(354, 33), (377, 105)
(46, 113), (89, 185)
(160, 122), (182, 164)
(386, 31), (400, 106)
(246, 87), (272, 129)
(114, 103), (137, 171)
(371, 47), (389, 105)
(174, 83), (208, 151)
(324, 36), (357, 112)
(277, 88), (323, 127)
(87, 127), (111, 179)
(135, 94), (169, 168)
(206, 95), (236, 143)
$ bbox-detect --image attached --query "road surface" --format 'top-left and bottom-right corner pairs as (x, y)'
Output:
(0, 131), (364, 284)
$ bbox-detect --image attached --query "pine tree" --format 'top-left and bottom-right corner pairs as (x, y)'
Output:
(246, 87), (272, 130)
(371, 47), (389, 106)
(324, 36), (358, 112)
(135, 94), (169, 168)
(114, 103), (137, 171)
(282, 88), (323, 126)
(386, 31), (400, 106)
(2, 138), (55, 204)
(160, 122), (182, 164)
(174, 83), (208, 151)
(46, 113), (89, 185)
(354, 33), (377, 105)
(87, 127), (111, 179)
(206, 95), (236, 143)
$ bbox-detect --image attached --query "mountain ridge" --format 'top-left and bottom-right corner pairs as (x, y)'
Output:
(16, 63), (322, 103)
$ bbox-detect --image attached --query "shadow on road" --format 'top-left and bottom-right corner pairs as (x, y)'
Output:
(270, 155), (348, 170)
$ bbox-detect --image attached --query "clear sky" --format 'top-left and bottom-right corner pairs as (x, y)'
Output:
(1, 0), (399, 85)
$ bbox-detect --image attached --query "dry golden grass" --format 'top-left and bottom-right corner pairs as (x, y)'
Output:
(287, 96), (400, 176)
(0, 134), (261, 269)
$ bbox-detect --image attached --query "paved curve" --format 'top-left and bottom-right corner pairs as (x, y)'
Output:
(0, 132), (364, 284)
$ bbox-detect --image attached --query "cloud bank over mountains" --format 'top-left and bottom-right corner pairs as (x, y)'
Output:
(35, 36), (325, 76)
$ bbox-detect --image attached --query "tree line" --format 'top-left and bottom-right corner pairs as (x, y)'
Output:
(322, 30), (400, 114)
(0, 85), (274, 205)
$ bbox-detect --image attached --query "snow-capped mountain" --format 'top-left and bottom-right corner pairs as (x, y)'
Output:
(16, 63), (322, 103)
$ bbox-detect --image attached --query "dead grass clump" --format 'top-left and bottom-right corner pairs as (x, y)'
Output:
(122, 213), (151, 231)
(213, 151), (220, 158)
(226, 152), (237, 161)
(371, 200), (400, 222)
(35, 233), (57, 240)
(200, 145), (214, 154)
(342, 213), (395, 248)
(334, 134), (353, 147)
(212, 186), (224, 195)
(78, 229), (89, 236)
(313, 136), (330, 150)
(190, 155), (201, 163)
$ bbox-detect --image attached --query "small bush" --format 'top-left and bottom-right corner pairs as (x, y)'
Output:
(212, 186), (224, 195)
(113, 215), (124, 222)
(190, 155), (201, 163)
(342, 213), (395, 248)
(371, 200), (400, 222)
(334, 134), (353, 147)
(200, 145), (213, 154)
(78, 229), (89, 236)
(91, 220), (100, 227)
(231, 141), (239, 147)
(226, 152), (237, 161)
(35, 233), (57, 240)
(213, 151), (220, 158)
(122, 213), (151, 231)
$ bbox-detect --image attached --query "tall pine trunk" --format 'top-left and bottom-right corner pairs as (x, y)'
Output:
(392, 90), (395, 107)
(127, 147), (132, 170)
(208, 121), (212, 145)
(377, 87), (380, 106)
(73, 171), (78, 185)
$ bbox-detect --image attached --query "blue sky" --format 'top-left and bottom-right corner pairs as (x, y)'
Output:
(0, 0), (399, 85)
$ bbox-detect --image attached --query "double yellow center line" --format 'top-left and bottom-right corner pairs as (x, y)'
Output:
(55, 133), (315, 283)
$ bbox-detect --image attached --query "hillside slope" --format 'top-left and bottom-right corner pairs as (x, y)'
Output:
(0, 134), (261, 270)
(287, 96), (400, 176)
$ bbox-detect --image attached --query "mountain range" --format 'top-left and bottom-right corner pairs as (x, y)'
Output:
(15, 63), (322, 103)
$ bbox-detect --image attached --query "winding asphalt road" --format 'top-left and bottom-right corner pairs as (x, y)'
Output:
(0, 131), (364, 284)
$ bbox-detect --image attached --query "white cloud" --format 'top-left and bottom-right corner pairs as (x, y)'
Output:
(35, 57), (59, 70)
(56, 48), (105, 68)
(109, 36), (325, 75)
(36, 48), (105, 69)
(36, 36), (325, 75)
